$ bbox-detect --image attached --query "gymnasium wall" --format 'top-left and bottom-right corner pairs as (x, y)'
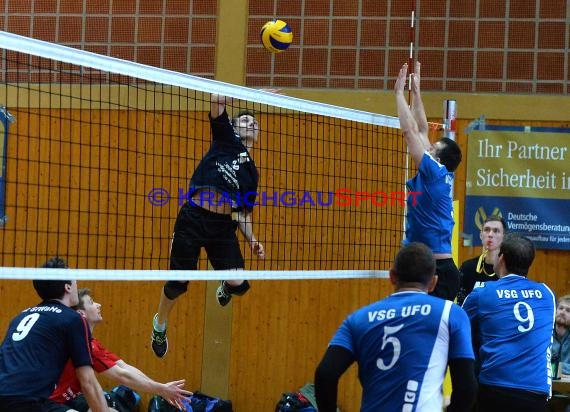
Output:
(1, 0), (568, 94)
(1, 1), (569, 411)
(245, 1), (569, 93)
(0, 0), (219, 78)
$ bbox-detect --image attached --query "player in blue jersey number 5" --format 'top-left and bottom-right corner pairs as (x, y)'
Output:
(315, 243), (477, 412)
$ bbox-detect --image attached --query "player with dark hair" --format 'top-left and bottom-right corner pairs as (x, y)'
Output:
(0, 258), (109, 412)
(150, 94), (265, 358)
(394, 62), (463, 301)
(457, 216), (507, 305)
(315, 243), (477, 412)
(463, 234), (555, 411)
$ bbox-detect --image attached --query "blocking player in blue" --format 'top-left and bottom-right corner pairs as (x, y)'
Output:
(314, 243), (477, 412)
(0, 258), (109, 412)
(394, 62), (463, 301)
(463, 234), (555, 412)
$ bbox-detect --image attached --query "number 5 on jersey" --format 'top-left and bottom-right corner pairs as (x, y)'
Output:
(377, 324), (404, 370)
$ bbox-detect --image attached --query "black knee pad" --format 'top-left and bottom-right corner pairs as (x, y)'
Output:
(225, 280), (250, 296)
(164, 281), (189, 300)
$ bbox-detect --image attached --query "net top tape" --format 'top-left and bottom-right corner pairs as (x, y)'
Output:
(0, 30), (400, 129)
(0, 268), (390, 281)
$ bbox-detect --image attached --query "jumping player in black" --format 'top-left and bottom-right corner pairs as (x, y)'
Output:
(151, 94), (265, 358)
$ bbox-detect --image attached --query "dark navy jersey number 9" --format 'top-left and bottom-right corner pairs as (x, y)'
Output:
(0, 302), (93, 401)
(11, 313), (40, 341)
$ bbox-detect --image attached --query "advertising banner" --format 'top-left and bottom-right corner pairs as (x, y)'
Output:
(465, 130), (570, 250)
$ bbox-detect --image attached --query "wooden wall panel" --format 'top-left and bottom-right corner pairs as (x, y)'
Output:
(229, 278), (392, 411)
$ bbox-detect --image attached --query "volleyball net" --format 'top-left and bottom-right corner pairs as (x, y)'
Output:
(0, 31), (407, 280)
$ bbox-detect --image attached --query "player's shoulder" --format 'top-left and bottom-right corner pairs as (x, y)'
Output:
(91, 337), (118, 358)
(506, 275), (552, 290)
(57, 307), (89, 332)
(15, 304), (81, 337)
(525, 278), (556, 298)
(27, 302), (76, 318)
(448, 300), (468, 313)
(472, 276), (553, 298)
(91, 337), (105, 350)
(423, 294), (459, 309)
(349, 294), (408, 320)
(419, 151), (446, 171)
(461, 282), (489, 307)
(473, 276), (502, 291)
(413, 293), (457, 315)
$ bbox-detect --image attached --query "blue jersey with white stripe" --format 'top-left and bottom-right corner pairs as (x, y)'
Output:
(462, 275), (555, 394)
(404, 152), (454, 254)
(330, 291), (474, 412)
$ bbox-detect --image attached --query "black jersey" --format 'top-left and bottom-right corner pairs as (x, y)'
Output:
(189, 110), (259, 212)
(0, 301), (92, 401)
(457, 256), (498, 305)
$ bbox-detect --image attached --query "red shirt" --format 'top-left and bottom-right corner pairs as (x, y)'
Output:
(49, 338), (121, 403)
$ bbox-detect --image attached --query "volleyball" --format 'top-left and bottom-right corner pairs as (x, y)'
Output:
(260, 19), (293, 53)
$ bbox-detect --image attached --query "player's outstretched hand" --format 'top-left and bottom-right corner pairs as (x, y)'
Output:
(411, 61), (422, 94)
(251, 240), (266, 259)
(160, 380), (192, 411)
(394, 63), (408, 94)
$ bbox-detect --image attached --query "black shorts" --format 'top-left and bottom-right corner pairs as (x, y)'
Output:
(170, 203), (244, 270)
(477, 384), (547, 412)
(430, 258), (461, 301)
(0, 396), (43, 412)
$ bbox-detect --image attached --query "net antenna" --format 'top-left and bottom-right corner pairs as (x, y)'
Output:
(402, 1), (417, 244)
(0, 30), (407, 281)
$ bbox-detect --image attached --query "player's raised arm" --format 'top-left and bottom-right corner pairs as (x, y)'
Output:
(394, 63), (431, 166)
(210, 94), (233, 119)
(410, 62), (430, 138)
(101, 361), (191, 409)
